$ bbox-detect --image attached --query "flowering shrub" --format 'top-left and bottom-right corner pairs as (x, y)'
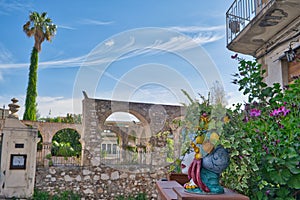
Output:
(221, 58), (300, 199)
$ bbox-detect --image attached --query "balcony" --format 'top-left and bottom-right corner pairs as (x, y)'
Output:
(226, 0), (300, 57)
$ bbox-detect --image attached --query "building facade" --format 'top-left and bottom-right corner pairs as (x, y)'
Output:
(226, 0), (300, 86)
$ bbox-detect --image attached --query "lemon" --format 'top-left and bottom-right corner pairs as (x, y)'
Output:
(191, 142), (196, 148)
(195, 152), (202, 160)
(196, 135), (204, 144)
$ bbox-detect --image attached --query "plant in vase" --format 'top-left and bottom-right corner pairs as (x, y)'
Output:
(174, 89), (230, 194)
(221, 56), (300, 199)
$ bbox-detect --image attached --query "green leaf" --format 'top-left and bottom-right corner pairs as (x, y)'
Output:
(289, 166), (300, 174)
(276, 188), (290, 197)
(287, 174), (300, 189)
(270, 169), (291, 184)
(256, 191), (263, 200)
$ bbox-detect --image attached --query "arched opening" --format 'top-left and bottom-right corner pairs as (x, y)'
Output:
(106, 111), (140, 123)
(103, 112), (149, 164)
(50, 128), (81, 166)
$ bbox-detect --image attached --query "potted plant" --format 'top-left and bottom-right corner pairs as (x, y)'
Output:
(167, 87), (229, 189)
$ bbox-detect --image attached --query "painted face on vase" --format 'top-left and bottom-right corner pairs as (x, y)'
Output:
(181, 151), (195, 174)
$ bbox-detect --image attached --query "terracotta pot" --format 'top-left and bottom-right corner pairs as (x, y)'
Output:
(167, 173), (189, 186)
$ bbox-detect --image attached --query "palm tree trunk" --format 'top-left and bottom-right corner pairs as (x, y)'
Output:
(23, 47), (39, 120)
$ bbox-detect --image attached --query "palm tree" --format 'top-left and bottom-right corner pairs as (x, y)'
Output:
(23, 12), (56, 120)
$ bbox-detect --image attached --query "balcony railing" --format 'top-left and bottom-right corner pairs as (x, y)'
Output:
(226, 0), (275, 46)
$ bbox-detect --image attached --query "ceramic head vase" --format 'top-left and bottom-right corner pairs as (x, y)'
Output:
(181, 140), (230, 194)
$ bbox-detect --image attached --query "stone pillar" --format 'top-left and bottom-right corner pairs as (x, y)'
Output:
(82, 96), (102, 166)
(0, 98), (39, 199)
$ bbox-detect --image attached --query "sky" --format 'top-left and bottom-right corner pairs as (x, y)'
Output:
(0, 0), (249, 119)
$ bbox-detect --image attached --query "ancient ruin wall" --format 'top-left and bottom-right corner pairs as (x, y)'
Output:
(35, 165), (169, 199)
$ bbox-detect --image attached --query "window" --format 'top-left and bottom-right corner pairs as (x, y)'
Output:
(113, 144), (117, 154)
(102, 144), (106, 152)
(107, 144), (112, 154)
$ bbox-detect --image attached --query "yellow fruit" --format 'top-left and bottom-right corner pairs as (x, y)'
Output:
(196, 135), (205, 144)
(191, 142), (196, 148)
(195, 152), (202, 160)
(223, 116), (230, 123)
(195, 147), (199, 153)
(210, 132), (219, 143)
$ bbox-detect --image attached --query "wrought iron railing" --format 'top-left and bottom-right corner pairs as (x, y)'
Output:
(226, 0), (275, 45)
(36, 147), (81, 167)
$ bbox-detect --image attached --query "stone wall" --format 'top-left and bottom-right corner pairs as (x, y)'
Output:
(35, 165), (169, 200)
(81, 97), (184, 167)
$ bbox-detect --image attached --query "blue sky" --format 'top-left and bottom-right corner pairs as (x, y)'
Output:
(0, 0), (248, 118)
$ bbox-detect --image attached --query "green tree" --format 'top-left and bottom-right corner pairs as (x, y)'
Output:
(23, 11), (56, 120)
(51, 128), (82, 157)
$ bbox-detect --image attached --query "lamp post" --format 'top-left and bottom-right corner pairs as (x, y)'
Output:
(285, 47), (296, 62)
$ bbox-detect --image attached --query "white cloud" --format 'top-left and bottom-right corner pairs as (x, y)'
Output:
(105, 40), (114, 47)
(0, 43), (14, 64)
(36, 96), (82, 118)
(168, 25), (225, 45)
(170, 25), (225, 33)
(0, 1), (32, 15)
(0, 95), (82, 119)
(0, 26), (225, 71)
(79, 19), (114, 26)
(58, 24), (76, 30)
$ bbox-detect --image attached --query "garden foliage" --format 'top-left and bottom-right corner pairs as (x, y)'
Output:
(221, 58), (300, 199)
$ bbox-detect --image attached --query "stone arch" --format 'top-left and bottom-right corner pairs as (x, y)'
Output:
(21, 120), (83, 166)
(81, 96), (185, 167)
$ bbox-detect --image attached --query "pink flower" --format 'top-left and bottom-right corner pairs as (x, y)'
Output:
(250, 109), (261, 117)
(270, 109), (280, 116)
(282, 108), (290, 116)
(270, 106), (290, 117)
(243, 116), (249, 122)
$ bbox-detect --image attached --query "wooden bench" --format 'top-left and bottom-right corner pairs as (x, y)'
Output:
(156, 181), (181, 200)
(156, 181), (250, 200)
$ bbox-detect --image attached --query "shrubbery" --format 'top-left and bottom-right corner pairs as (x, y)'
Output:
(221, 58), (300, 199)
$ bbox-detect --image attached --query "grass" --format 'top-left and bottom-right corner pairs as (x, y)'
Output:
(30, 189), (80, 200)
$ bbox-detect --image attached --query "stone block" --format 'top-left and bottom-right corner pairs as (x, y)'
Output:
(93, 175), (100, 181)
(83, 189), (94, 194)
(111, 171), (119, 180)
(84, 175), (91, 181)
(83, 169), (91, 175)
(101, 173), (109, 180)
(49, 168), (56, 174)
(64, 175), (73, 182)
(75, 175), (82, 181)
